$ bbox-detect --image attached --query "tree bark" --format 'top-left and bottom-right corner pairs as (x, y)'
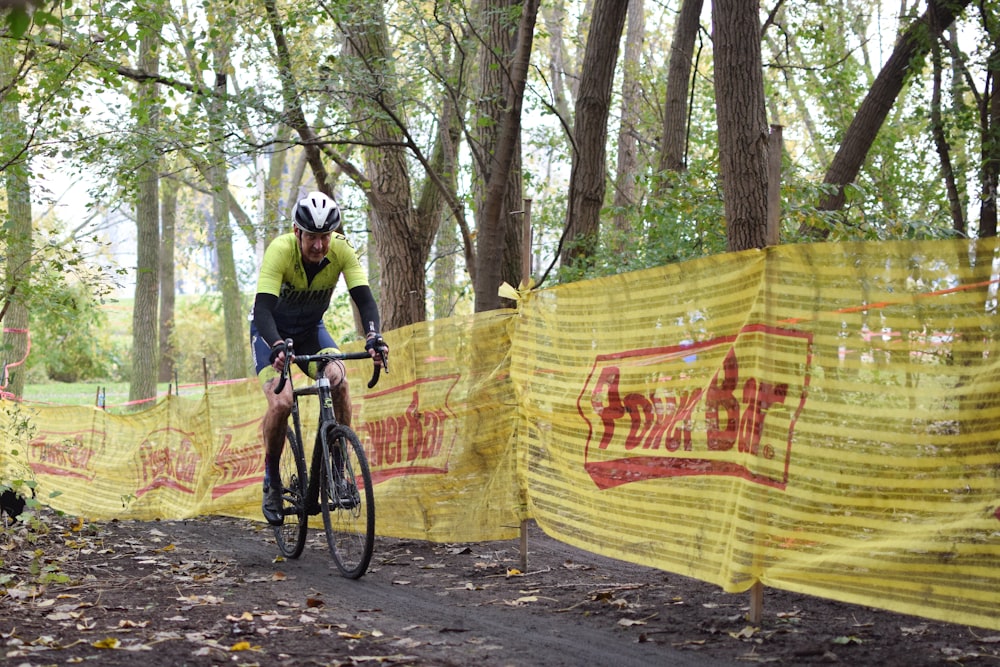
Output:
(262, 0), (335, 198)
(129, 24), (161, 406)
(979, 42), (999, 238)
(658, 0), (704, 175)
(611, 0), (645, 255)
(157, 176), (177, 383)
(0, 41), (31, 400)
(712, 0), (769, 251)
(209, 70), (248, 379)
(929, 32), (965, 235)
(472, 0), (536, 313)
(560, 0), (629, 267)
(342, 0), (429, 329)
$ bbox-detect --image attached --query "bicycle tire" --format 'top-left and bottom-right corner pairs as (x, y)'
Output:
(273, 426), (309, 558)
(318, 423), (375, 578)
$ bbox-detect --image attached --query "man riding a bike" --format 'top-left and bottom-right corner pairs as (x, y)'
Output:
(250, 191), (387, 526)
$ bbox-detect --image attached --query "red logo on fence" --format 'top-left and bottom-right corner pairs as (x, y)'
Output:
(28, 430), (102, 480)
(358, 375), (460, 484)
(135, 427), (200, 497)
(211, 423), (266, 499)
(580, 324), (812, 490)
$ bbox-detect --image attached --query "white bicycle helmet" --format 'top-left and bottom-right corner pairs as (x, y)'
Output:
(293, 191), (341, 233)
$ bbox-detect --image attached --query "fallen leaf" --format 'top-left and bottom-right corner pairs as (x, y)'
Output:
(561, 561), (592, 571)
(229, 641), (255, 651)
(306, 597), (324, 608)
(272, 572), (287, 581)
(729, 626), (758, 639)
(508, 596), (538, 606)
(226, 612), (255, 622)
(176, 594), (223, 605)
(832, 635), (863, 645)
(506, 568), (523, 577)
(618, 618), (647, 627)
(92, 637), (120, 649)
(45, 611), (78, 621)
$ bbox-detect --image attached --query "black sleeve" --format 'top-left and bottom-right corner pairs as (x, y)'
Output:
(252, 292), (282, 347)
(349, 285), (381, 335)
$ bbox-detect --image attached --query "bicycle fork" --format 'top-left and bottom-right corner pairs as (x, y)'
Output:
(305, 377), (346, 509)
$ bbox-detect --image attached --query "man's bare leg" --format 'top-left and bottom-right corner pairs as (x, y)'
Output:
(262, 378), (294, 471)
(324, 360), (352, 428)
(261, 378), (293, 525)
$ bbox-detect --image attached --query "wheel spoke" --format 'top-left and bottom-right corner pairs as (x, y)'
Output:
(319, 424), (375, 578)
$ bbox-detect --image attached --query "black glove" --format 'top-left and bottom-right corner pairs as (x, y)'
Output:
(365, 333), (387, 358)
(269, 340), (287, 365)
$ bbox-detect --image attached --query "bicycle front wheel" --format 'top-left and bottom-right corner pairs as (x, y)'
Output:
(318, 423), (375, 578)
(273, 426), (309, 558)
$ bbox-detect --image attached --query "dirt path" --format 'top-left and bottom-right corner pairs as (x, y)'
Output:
(1, 512), (995, 665)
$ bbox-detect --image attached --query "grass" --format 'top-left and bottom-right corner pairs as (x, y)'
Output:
(23, 381), (205, 408)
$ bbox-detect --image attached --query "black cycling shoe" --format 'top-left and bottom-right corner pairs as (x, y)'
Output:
(262, 483), (284, 526)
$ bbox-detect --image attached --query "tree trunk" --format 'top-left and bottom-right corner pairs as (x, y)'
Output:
(542, 0), (575, 128)
(929, 33), (965, 235)
(427, 32), (468, 320)
(129, 26), (161, 406)
(0, 42), (31, 400)
(262, 0), (334, 197)
(343, 0), (430, 329)
(208, 43), (249, 378)
(979, 43), (999, 238)
(472, 0), (536, 313)
(157, 176), (177, 383)
(611, 0), (645, 256)
(712, 0), (769, 251)
(560, 0), (629, 268)
(658, 0), (704, 175)
(799, 0), (972, 238)
(263, 123), (291, 241)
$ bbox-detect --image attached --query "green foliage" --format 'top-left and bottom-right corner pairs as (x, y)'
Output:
(168, 295), (229, 382)
(555, 164), (728, 284)
(27, 282), (124, 383)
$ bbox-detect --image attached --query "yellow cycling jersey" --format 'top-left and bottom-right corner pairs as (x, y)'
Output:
(254, 232), (368, 338)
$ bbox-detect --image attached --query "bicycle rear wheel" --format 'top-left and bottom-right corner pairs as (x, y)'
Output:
(319, 423), (375, 578)
(273, 426), (309, 558)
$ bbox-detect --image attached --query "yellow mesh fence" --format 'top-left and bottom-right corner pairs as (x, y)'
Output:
(1, 238), (998, 630)
(0, 310), (521, 542)
(510, 238), (1000, 631)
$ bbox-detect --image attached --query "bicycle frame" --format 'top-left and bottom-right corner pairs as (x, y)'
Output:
(270, 340), (386, 578)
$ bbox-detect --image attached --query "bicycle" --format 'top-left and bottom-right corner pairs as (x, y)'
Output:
(270, 338), (387, 579)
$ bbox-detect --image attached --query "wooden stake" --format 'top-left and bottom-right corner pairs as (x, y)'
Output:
(749, 581), (764, 624)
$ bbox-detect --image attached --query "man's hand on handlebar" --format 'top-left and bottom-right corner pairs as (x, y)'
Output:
(365, 332), (389, 370)
(269, 340), (289, 373)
